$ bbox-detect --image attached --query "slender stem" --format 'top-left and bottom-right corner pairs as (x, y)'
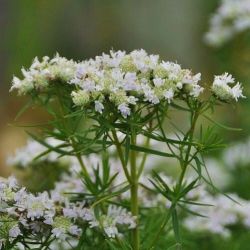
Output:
(57, 92), (90, 177)
(70, 137), (89, 176)
(76, 153), (88, 176)
(137, 120), (152, 178)
(177, 111), (199, 194)
(112, 128), (139, 248)
(111, 130), (132, 183)
(137, 136), (150, 178)
(130, 132), (140, 250)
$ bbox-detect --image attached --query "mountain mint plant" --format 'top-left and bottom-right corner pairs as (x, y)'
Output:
(8, 49), (245, 249)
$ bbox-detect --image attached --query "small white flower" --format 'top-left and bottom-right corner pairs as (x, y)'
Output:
(44, 216), (54, 225)
(7, 176), (18, 189)
(142, 86), (160, 104)
(164, 89), (174, 103)
(63, 208), (78, 218)
(214, 73), (235, 86)
(69, 225), (81, 236)
(78, 208), (95, 221)
(6, 207), (18, 216)
(76, 65), (88, 79)
(104, 225), (119, 238)
(9, 225), (21, 238)
(190, 85), (204, 98)
(94, 101), (104, 114)
(127, 96), (138, 105)
(231, 82), (245, 101)
(81, 79), (96, 92)
(153, 78), (164, 87)
(52, 227), (66, 239)
(123, 72), (138, 91)
(118, 103), (131, 118)
(10, 77), (22, 91)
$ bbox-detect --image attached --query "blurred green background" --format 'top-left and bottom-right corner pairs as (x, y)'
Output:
(0, 0), (248, 173)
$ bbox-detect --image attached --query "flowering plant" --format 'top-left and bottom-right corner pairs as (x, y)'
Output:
(7, 49), (245, 249)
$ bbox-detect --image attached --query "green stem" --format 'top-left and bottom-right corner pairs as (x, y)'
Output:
(76, 153), (88, 176)
(137, 136), (150, 178)
(112, 128), (139, 248)
(70, 138), (89, 176)
(137, 120), (152, 178)
(177, 111), (199, 194)
(111, 130), (132, 183)
(130, 132), (140, 250)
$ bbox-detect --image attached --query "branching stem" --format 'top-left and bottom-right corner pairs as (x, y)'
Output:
(111, 130), (132, 183)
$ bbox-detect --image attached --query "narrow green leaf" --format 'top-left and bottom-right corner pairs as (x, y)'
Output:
(178, 204), (208, 218)
(203, 114), (242, 131)
(170, 102), (190, 112)
(179, 199), (213, 207)
(129, 144), (175, 158)
(179, 178), (198, 198)
(14, 99), (33, 121)
(27, 132), (71, 156)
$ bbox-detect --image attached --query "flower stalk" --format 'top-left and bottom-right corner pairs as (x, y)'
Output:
(130, 132), (139, 250)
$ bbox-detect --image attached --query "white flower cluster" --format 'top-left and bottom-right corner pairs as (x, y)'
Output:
(205, 0), (250, 47)
(10, 50), (218, 118)
(50, 174), (85, 203)
(212, 73), (244, 101)
(49, 171), (137, 239)
(10, 54), (76, 95)
(70, 50), (205, 118)
(6, 138), (69, 168)
(0, 175), (136, 247)
(0, 176), (81, 245)
(99, 205), (136, 238)
(184, 185), (250, 237)
(62, 203), (136, 238)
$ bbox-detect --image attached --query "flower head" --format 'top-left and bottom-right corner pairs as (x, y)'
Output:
(212, 73), (245, 101)
(10, 50), (214, 119)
